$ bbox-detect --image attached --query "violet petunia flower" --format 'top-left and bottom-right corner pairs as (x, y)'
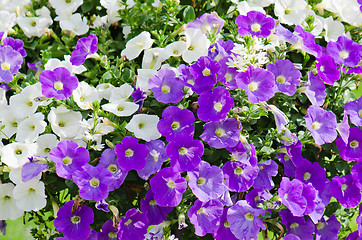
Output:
(336, 113), (350, 144)
(295, 160), (327, 193)
(49, 140), (89, 179)
(236, 65), (276, 103)
(187, 161), (225, 202)
(98, 220), (118, 240)
(330, 174), (361, 208)
(117, 208), (149, 240)
(187, 13), (225, 35)
(157, 106), (195, 142)
(150, 167), (187, 207)
(97, 148), (128, 191)
(304, 105), (337, 145)
(235, 11), (275, 38)
(197, 86), (234, 122)
(189, 56), (220, 89)
(188, 199), (223, 236)
(73, 164), (113, 201)
(54, 200), (94, 240)
(95, 200), (109, 212)
(326, 36), (362, 67)
(27, 61), (42, 71)
(222, 160), (259, 192)
(166, 134), (204, 172)
(336, 127), (362, 161)
(140, 190), (173, 225)
(70, 34), (98, 66)
(346, 231), (362, 240)
(245, 188), (273, 208)
(260, 102), (288, 133)
(315, 54), (340, 85)
(345, 96), (362, 126)
(148, 68), (185, 104)
(39, 67), (79, 100)
(302, 71), (326, 106)
(227, 141), (257, 167)
(2, 37), (27, 57)
(278, 177), (307, 216)
(213, 208), (238, 240)
(218, 57), (238, 90)
(114, 136), (148, 171)
(279, 209), (315, 240)
(351, 163), (362, 190)
(22, 157), (49, 182)
(253, 160), (278, 190)
(208, 42), (228, 61)
(266, 59), (301, 96)
(315, 214), (341, 240)
(0, 45), (23, 83)
(137, 140), (167, 180)
(200, 118), (240, 149)
(227, 200), (265, 240)
(294, 25), (322, 58)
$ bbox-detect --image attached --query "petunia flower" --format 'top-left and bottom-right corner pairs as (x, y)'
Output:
(125, 114), (161, 141)
(97, 220), (118, 240)
(344, 96), (362, 127)
(114, 136), (148, 171)
(187, 13), (225, 35)
(235, 11), (275, 38)
(189, 56), (220, 90)
(0, 183), (23, 220)
(121, 31), (154, 61)
(279, 209), (314, 240)
(182, 28), (210, 64)
(0, 45), (23, 83)
(213, 208), (238, 240)
(326, 36), (362, 67)
(278, 177), (307, 216)
(315, 214), (341, 240)
(253, 160), (278, 190)
(13, 178), (47, 211)
(315, 54), (340, 85)
(117, 208), (149, 240)
(336, 127), (362, 161)
(330, 174), (361, 208)
(140, 190), (173, 225)
(70, 34), (98, 66)
(222, 160), (259, 192)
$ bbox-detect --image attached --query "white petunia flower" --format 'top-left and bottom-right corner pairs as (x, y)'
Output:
(125, 114), (161, 141)
(323, 16), (346, 42)
(58, 13), (89, 36)
(0, 108), (25, 139)
(0, 183), (24, 220)
(102, 100), (139, 117)
(73, 81), (100, 110)
(0, 142), (37, 169)
(122, 25), (131, 38)
(44, 55), (86, 75)
(165, 41), (187, 57)
(8, 166), (41, 185)
(301, 11), (323, 36)
(15, 112), (47, 143)
(121, 31), (154, 60)
(0, 0), (31, 17)
(142, 48), (170, 70)
(17, 6), (53, 38)
(13, 178), (47, 211)
(49, 0), (83, 16)
(321, 0), (362, 27)
(96, 83), (115, 100)
(35, 134), (59, 157)
(182, 28), (210, 64)
(109, 83), (134, 102)
(136, 69), (157, 92)
(0, 10), (16, 36)
(100, 0), (135, 11)
(48, 106), (83, 138)
(106, 9), (122, 24)
(0, 88), (7, 110)
(274, 0), (308, 26)
(236, 1), (266, 15)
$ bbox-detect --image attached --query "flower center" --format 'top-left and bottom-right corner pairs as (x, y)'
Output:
(31, 20), (37, 27)
(138, 122), (144, 129)
(149, 200), (157, 205)
(150, 150), (160, 162)
(117, 104), (124, 111)
(251, 23), (261, 32)
(316, 222), (325, 230)
(108, 164), (118, 173)
(197, 207), (205, 214)
(3, 195), (11, 200)
(124, 219), (132, 226)
(90, 178), (100, 187)
(225, 73), (232, 82)
(71, 216), (81, 224)
(234, 167), (243, 175)
(178, 147), (188, 155)
(303, 172), (311, 181)
(276, 75), (286, 84)
(167, 180), (175, 188)
(244, 213), (254, 220)
(171, 121), (180, 130)
(44, 148), (51, 153)
(320, 66), (324, 72)
(290, 222), (299, 229)
(350, 140), (359, 148)
(339, 50), (349, 59)
(197, 177), (206, 185)
(125, 149), (134, 157)
(359, 109), (362, 117)
(284, 9), (291, 14)
(341, 184), (348, 191)
(1, 62), (10, 71)
(312, 121), (321, 130)
(161, 85), (171, 93)
(58, 121), (65, 127)
(108, 232), (118, 239)
(215, 128), (225, 137)
(248, 82), (258, 91)
(15, 149), (22, 155)
(173, 50), (179, 55)
(65, 0), (72, 3)
(224, 220), (231, 227)
(210, 46), (216, 53)
(12, 121), (18, 127)
(62, 156), (72, 165)
(54, 81), (64, 90)
(213, 102), (223, 112)
(202, 68), (211, 76)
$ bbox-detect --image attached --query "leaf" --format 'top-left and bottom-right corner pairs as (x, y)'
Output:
(183, 5), (195, 23)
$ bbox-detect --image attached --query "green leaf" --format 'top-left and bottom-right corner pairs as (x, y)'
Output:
(183, 5), (195, 23)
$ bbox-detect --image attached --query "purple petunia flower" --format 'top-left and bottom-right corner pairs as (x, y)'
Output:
(227, 141), (257, 167)
(187, 13), (225, 35)
(200, 118), (240, 149)
(208, 42), (228, 61)
(315, 214), (341, 240)
(336, 112), (350, 144)
(197, 86), (234, 122)
(330, 174), (361, 208)
(304, 105), (337, 145)
(187, 161), (225, 202)
(351, 163), (362, 191)
(213, 208), (238, 240)
(73, 164), (113, 201)
(227, 200), (265, 240)
(316, 54), (340, 85)
(27, 61), (42, 71)
(95, 200), (109, 212)
(114, 136), (148, 171)
(157, 106), (195, 142)
(49, 140), (89, 179)
(284, 234), (301, 240)
(131, 87), (147, 110)
(148, 68), (185, 104)
(150, 167), (187, 207)
(278, 177), (307, 216)
(266, 59), (301, 96)
(346, 231), (362, 240)
(2, 37), (27, 57)
(245, 188), (273, 208)
(345, 96), (362, 126)
(336, 127), (362, 161)
(279, 209), (314, 240)
(190, 56), (220, 89)
(326, 36), (362, 67)
(39, 67), (79, 100)
(188, 199), (223, 236)
(54, 200), (94, 240)
(218, 57), (238, 90)
(253, 160), (278, 190)
(222, 160), (259, 192)
(293, 25), (323, 58)
(235, 11), (275, 38)
(22, 157), (49, 182)
(302, 71), (326, 106)
(166, 134), (204, 172)
(0, 45), (23, 83)
(98, 220), (118, 240)
(140, 190), (173, 225)
(117, 208), (149, 240)
(236, 65), (276, 103)
(70, 34), (98, 66)
(295, 160), (327, 193)
(260, 102), (288, 133)
(137, 140), (167, 180)
(97, 148), (128, 191)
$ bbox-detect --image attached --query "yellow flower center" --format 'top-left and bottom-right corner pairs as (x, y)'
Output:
(312, 121), (321, 130)
(179, 147), (188, 155)
(108, 232), (118, 239)
(197, 207), (205, 214)
(234, 167), (243, 175)
(248, 82), (258, 92)
(316, 222), (325, 230)
(167, 180), (175, 188)
(71, 216), (81, 224)
(339, 50), (349, 59)
(225, 73), (232, 82)
(54, 81), (64, 90)
(251, 23), (261, 32)
(171, 121), (180, 130)
(15, 149), (22, 155)
(224, 220), (231, 227)
(125, 149), (134, 157)
(107, 164), (118, 173)
(202, 68), (211, 76)
(214, 102), (223, 112)
(215, 128), (225, 137)
(1, 62), (10, 71)
(244, 213), (254, 220)
(197, 177), (206, 185)
(290, 222), (299, 229)
(161, 85), (170, 93)
(210, 46), (216, 53)
(341, 184), (348, 191)
(90, 178), (100, 187)
(124, 219), (132, 226)
(303, 172), (311, 181)
(62, 156), (72, 165)
(276, 75), (286, 84)
(350, 140), (359, 148)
